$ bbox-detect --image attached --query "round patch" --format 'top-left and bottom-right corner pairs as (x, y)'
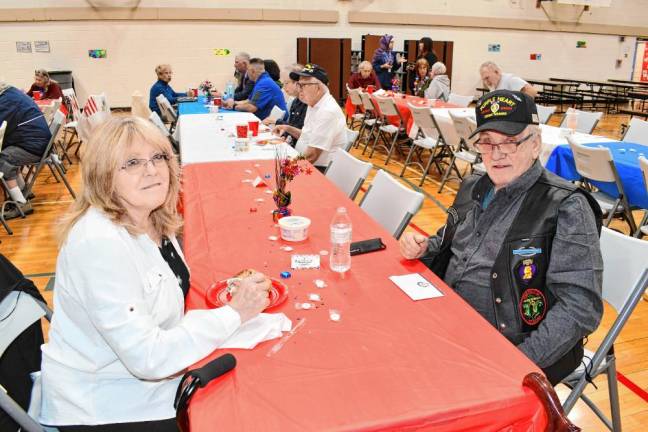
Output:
(515, 258), (537, 284)
(519, 288), (546, 326)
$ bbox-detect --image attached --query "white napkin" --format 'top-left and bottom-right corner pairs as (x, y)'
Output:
(221, 313), (292, 349)
(268, 105), (285, 121)
(373, 89), (386, 96)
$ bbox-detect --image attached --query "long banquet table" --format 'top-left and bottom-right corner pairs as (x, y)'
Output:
(181, 157), (550, 430)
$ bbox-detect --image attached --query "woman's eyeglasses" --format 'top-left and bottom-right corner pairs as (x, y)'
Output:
(120, 153), (169, 173)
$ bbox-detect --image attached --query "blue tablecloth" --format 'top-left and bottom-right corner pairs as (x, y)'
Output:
(178, 97), (237, 115)
(545, 141), (648, 209)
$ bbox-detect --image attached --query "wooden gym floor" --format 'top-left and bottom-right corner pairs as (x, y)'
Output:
(1, 111), (646, 431)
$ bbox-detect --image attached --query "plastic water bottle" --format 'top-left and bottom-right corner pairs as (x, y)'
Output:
(224, 81), (235, 100)
(330, 207), (352, 273)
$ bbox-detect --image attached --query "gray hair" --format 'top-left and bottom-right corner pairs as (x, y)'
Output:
(479, 61), (501, 72)
(155, 64), (171, 76)
(358, 60), (372, 70)
(287, 63), (303, 74)
(431, 62), (446, 75)
(236, 52), (250, 62)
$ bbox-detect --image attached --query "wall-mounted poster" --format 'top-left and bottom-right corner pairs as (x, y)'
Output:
(213, 48), (231, 56)
(488, 44), (501, 53)
(576, 40), (587, 48)
(16, 41), (32, 53)
(34, 41), (50, 53)
(88, 49), (107, 59)
(530, 53), (542, 60)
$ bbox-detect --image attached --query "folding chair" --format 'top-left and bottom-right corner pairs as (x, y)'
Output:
(60, 88), (88, 160)
(369, 96), (411, 165)
(0, 121), (6, 149)
(346, 86), (364, 129)
(359, 169), (424, 239)
(622, 117), (648, 145)
(438, 112), (484, 192)
(22, 111), (76, 200)
(324, 150), (372, 200)
(562, 228), (648, 432)
(131, 91), (152, 119)
(447, 93), (474, 108)
(400, 104), (452, 186)
(635, 156), (647, 238)
(536, 104), (557, 124)
(149, 112), (179, 153)
(156, 94), (178, 131)
(358, 92), (381, 151)
(344, 128), (359, 152)
(568, 137), (637, 233)
(559, 108), (603, 134)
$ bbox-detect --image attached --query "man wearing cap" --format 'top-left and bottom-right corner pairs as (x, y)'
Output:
(400, 90), (603, 385)
(272, 64), (346, 172)
(480, 61), (538, 99)
(224, 58), (286, 120)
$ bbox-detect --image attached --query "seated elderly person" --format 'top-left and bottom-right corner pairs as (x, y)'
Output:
(424, 62), (450, 101)
(0, 81), (51, 215)
(263, 64), (307, 147)
(39, 117), (272, 431)
(272, 64), (346, 172)
(400, 90), (603, 385)
(149, 64), (188, 116)
(224, 58), (286, 121)
(27, 69), (63, 100)
(233, 52), (255, 101)
(480, 61), (538, 98)
(347, 61), (381, 90)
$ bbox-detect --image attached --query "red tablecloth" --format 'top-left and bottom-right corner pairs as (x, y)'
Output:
(183, 160), (548, 431)
(345, 95), (458, 134)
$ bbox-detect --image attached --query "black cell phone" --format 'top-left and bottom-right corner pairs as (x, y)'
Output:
(350, 238), (387, 256)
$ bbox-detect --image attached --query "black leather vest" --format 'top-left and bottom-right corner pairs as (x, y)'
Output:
(422, 170), (601, 383)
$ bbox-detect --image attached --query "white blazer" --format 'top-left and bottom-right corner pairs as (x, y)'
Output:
(40, 207), (241, 425)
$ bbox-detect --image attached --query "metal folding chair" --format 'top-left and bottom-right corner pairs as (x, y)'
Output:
(346, 86), (364, 129)
(536, 104), (557, 124)
(324, 149), (372, 200)
(559, 108), (603, 134)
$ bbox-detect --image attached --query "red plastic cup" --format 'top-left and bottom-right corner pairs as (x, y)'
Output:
(248, 120), (259, 137)
(213, 97), (222, 107)
(192, 88), (198, 97)
(33, 91), (42, 101)
(366, 85), (375, 94)
(236, 124), (248, 139)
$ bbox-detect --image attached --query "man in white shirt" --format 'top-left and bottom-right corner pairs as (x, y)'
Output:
(479, 61), (538, 99)
(272, 64), (347, 172)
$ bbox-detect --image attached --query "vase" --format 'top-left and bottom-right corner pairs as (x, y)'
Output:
(272, 189), (292, 222)
(272, 206), (292, 222)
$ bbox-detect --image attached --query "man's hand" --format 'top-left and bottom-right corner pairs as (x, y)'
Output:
(223, 99), (235, 109)
(228, 272), (271, 323)
(272, 124), (288, 136)
(399, 232), (429, 260)
(262, 117), (276, 126)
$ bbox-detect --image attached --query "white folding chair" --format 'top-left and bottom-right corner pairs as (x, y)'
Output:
(359, 169), (424, 239)
(562, 228), (648, 432)
(131, 91), (152, 119)
(324, 150), (372, 200)
(344, 128), (359, 152)
(439, 112), (484, 191)
(156, 94), (178, 125)
(149, 112), (179, 152)
(358, 92), (381, 151)
(368, 96), (410, 165)
(0, 120), (6, 151)
(346, 86), (364, 129)
(622, 117), (648, 145)
(536, 104), (557, 124)
(568, 137), (636, 233)
(61, 88), (89, 159)
(447, 93), (474, 108)
(636, 156), (648, 238)
(559, 108), (603, 134)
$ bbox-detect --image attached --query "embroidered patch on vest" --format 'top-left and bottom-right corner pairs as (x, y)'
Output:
(515, 258), (537, 284)
(519, 288), (546, 326)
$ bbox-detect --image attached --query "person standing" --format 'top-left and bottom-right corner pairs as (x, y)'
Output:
(371, 35), (406, 90)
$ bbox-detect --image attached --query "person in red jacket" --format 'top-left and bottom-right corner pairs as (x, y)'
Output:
(347, 61), (381, 90)
(27, 69), (63, 100)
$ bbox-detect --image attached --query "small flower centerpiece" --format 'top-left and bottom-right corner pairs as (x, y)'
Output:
(199, 80), (213, 102)
(272, 147), (312, 222)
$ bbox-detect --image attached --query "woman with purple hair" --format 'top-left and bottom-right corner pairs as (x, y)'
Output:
(371, 34), (406, 90)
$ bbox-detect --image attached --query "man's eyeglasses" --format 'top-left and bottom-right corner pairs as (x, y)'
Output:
(120, 153), (169, 174)
(473, 133), (535, 155)
(296, 82), (319, 90)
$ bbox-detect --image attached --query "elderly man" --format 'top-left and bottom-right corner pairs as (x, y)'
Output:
(347, 61), (381, 90)
(148, 64), (188, 116)
(224, 58), (286, 120)
(400, 89), (603, 385)
(425, 61), (450, 101)
(480, 61), (538, 99)
(0, 81), (51, 215)
(272, 64), (346, 172)
(233, 52), (255, 101)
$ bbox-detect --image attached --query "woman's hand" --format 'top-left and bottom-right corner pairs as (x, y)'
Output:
(263, 117), (276, 126)
(272, 124), (287, 136)
(382, 62), (392, 69)
(399, 232), (429, 260)
(228, 272), (271, 323)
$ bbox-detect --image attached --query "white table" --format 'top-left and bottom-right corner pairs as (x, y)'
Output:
(177, 113), (298, 165)
(539, 124), (615, 165)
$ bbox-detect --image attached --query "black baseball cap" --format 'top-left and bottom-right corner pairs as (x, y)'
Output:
(469, 90), (539, 138)
(289, 63), (329, 85)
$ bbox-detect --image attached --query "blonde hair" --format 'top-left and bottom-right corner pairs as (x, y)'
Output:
(155, 64), (172, 77)
(58, 116), (182, 244)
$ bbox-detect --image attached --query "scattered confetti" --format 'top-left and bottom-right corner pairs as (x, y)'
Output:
(280, 271), (291, 279)
(308, 293), (321, 301)
(329, 309), (341, 322)
(254, 163), (261, 167)
(265, 190), (273, 194)
(314, 279), (327, 288)
(319, 250), (329, 256)
(264, 174), (272, 179)
(244, 169), (253, 174)
(249, 207), (257, 213)
(241, 179), (252, 183)
(255, 198), (265, 203)
(268, 235), (278, 241)
(295, 302), (312, 310)
(280, 246), (294, 252)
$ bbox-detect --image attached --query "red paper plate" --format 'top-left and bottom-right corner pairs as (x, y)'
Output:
(206, 278), (288, 311)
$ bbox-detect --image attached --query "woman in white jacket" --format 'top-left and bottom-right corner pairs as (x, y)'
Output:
(40, 117), (270, 431)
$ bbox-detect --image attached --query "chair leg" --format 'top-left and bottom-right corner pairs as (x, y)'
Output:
(354, 123), (366, 149)
(400, 144), (416, 177)
(438, 155), (458, 193)
(53, 161), (76, 199)
(419, 148), (437, 187)
(634, 211), (648, 238)
(606, 358), (623, 432)
(362, 123), (376, 155)
(368, 130), (384, 159)
(384, 133), (399, 165)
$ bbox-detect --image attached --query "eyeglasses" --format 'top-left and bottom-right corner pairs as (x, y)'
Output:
(296, 82), (319, 90)
(473, 133), (535, 155)
(120, 153), (169, 174)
